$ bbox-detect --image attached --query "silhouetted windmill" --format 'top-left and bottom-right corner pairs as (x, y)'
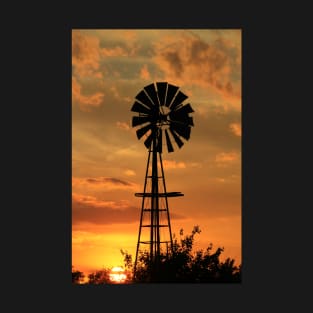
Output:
(131, 82), (194, 281)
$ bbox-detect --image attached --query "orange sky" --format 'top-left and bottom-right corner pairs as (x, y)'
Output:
(72, 29), (241, 275)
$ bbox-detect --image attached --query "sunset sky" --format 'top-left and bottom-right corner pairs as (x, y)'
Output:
(72, 29), (241, 275)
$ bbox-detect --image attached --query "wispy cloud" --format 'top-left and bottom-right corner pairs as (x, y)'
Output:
(72, 177), (139, 190)
(163, 160), (186, 169)
(100, 30), (139, 57)
(110, 86), (133, 103)
(72, 193), (139, 225)
(215, 151), (239, 167)
(214, 174), (240, 184)
(162, 160), (202, 170)
(229, 123), (241, 137)
(124, 169), (136, 176)
(87, 177), (131, 186)
(72, 192), (186, 226)
(116, 121), (131, 131)
(140, 64), (151, 80)
(101, 46), (128, 57)
(72, 77), (104, 111)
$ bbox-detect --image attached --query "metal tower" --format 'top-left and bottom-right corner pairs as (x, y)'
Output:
(131, 82), (194, 281)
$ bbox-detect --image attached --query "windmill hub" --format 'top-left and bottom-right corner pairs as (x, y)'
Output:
(158, 106), (170, 125)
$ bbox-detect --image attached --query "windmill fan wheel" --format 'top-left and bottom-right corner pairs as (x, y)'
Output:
(131, 82), (194, 153)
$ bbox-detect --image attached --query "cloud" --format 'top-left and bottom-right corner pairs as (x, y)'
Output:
(72, 177), (139, 190)
(163, 160), (186, 169)
(153, 32), (241, 108)
(87, 177), (131, 186)
(124, 169), (136, 176)
(214, 175), (240, 184)
(72, 31), (106, 111)
(190, 162), (203, 168)
(72, 77), (104, 111)
(101, 46), (128, 57)
(72, 30), (103, 78)
(215, 151), (239, 167)
(116, 121), (131, 131)
(161, 160), (202, 170)
(72, 193), (139, 225)
(118, 30), (139, 57)
(101, 30), (139, 57)
(72, 193), (120, 208)
(140, 64), (151, 80)
(114, 146), (143, 158)
(92, 30), (139, 57)
(110, 86), (120, 98)
(110, 86), (133, 103)
(162, 51), (184, 77)
(216, 178), (226, 183)
(229, 123), (241, 137)
(72, 192), (186, 225)
(123, 30), (138, 43)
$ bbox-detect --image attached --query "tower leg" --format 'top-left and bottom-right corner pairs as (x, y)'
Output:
(150, 132), (161, 281)
(159, 152), (173, 255)
(134, 148), (151, 277)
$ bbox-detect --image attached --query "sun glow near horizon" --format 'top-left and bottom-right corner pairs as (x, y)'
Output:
(109, 266), (128, 283)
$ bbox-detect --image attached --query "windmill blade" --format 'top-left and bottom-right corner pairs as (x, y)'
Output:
(169, 111), (194, 127)
(165, 129), (174, 153)
(171, 122), (191, 140)
(144, 83), (159, 107)
(165, 84), (179, 107)
(136, 123), (152, 140)
(136, 90), (155, 109)
(170, 91), (188, 110)
(187, 116), (194, 126)
(132, 116), (151, 127)
(169, 127), (184, 148)
(156, 82), (167, 106)
(172, 103), (194, 114)
(170, 116), (194, 128)
(131, 101), (152, 115)
(144, 132), (153, 149)
(156, 129), (163, 153)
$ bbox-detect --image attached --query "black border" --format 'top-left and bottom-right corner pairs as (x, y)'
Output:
(15, 2), (309, 310)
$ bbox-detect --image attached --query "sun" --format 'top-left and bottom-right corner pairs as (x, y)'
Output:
(109, 266), (127, 283)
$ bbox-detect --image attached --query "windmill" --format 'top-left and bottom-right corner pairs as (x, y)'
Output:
(131, 82), (194, 281)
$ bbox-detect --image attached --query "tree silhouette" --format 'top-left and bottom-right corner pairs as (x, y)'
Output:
(122, 226), (241, 283)
(72, 266), (85, 284)
(87, 268), (111, 284)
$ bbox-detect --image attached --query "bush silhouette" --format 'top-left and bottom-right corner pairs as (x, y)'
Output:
(122, 226), (241, 283)
(72, 266), (85, 284)
(87, 269), (111, 284)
